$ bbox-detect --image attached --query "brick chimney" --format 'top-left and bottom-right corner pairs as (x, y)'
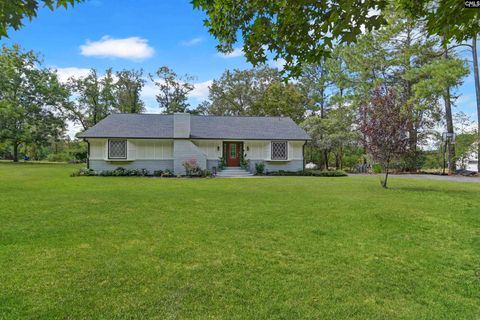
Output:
(173, 113), (191, 138)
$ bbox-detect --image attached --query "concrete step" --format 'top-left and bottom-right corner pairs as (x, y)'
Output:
(216, 168), (254, 177)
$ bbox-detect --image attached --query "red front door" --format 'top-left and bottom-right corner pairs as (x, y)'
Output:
(226, 142), (240, 167)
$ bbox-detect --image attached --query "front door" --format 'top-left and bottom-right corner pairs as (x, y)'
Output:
(226, 142), (240, 167)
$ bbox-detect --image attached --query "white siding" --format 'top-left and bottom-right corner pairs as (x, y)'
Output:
(244, 140), (303, 161)
(88, 139), (173, 160)
(134, 139), (174, 160)
(289, 141), (304, 160)
(244, 141), (269, 160)
(89, 139), (106, 159)
(192, 140), (222, 160)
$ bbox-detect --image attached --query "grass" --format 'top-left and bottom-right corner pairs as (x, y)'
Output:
(0, 163), (479, 319)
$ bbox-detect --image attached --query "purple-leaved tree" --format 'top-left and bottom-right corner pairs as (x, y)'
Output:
(359, 86), (410, 188)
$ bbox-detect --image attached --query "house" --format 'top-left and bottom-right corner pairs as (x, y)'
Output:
(78, 113), (311, 175)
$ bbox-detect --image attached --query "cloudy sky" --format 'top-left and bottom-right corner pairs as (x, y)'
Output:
(1, 0), (478, 128)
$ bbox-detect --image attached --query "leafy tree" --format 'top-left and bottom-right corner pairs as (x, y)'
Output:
(359, 86), (410, 188)
(251, 81), (306, 123)
(0, 45), (68, 162)
(115, 69), (146, 113)
(0, 0), (82, 38)
(302, 106), (356, 170)
(199, 66), (305, 122)
(192, 0), (479, 77)
(64, 68), (117, 131)
(150, 66), (194, 114)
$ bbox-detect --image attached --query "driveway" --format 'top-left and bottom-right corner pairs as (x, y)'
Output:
(352, 173), (480, 184)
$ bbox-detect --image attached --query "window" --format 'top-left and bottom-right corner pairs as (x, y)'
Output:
(229, 143), (237, 158)
(108, 140), (127, 159)
(271, 141), (288, 160)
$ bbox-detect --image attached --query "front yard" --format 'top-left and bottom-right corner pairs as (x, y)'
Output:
(0, 163), (479, 319)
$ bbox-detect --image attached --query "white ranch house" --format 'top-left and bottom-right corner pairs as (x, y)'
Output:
(78, 113), (310, 176)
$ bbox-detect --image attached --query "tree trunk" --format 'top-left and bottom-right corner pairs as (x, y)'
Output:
(13, 142), (19, 162)
(472, 34), (480, 173)
(443, 43), (456, 174)
(324, 150), (329, 170)
(382, 161), (390, 188)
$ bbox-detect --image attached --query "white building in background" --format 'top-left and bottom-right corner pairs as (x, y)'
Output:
(457, 147), (479, 172)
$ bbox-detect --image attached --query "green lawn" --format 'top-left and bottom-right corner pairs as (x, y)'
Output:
(1, 163), (479, 319)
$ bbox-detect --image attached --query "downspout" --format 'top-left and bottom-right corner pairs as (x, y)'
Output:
(85, 139), (90, 169)
(303, 140), (307, 171)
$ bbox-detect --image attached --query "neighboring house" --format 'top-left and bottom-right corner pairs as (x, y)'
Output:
(78, 113), (311, 175)
(457, 148), (479, 172)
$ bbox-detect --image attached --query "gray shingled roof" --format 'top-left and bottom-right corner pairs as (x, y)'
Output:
(78, 114), (310, 140)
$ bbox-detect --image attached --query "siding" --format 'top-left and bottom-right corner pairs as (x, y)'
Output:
(248, 160), (304, 173)
(192, 140), (222, 160)
(173, 140), (207, 175)
(87, 139), (173, 160)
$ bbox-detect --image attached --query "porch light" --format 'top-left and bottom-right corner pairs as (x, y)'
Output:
(246, 146), (249, 151)
(217, 146), (220, 151)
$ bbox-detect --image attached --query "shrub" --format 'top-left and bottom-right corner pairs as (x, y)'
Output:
(372, 164), (382, 174)
(161, 169), (174, 177)
(218, 157), (226, 170)
(202, 169), (213, 178)
(182, 159), (202, 176)
(47, 153), (70, 162)
(70, 168), (96, 177)
(153, 170), (163, 177)
(255, 162), (265, 175)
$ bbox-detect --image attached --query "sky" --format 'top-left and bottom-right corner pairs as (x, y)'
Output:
(0, 0), (478, 133)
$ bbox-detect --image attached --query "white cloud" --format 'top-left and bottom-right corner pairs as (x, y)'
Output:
(190, 80), (212, 100)
(181, 37), (204, 46)
(141, 79), (212, 102)
(80, 36), (155, 60)
(217, 48), (243, 58)
(269, 58), (286, 70)
(54, 67), (91, 83)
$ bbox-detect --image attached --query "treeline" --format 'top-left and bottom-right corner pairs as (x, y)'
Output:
(0, 8), (478, 172)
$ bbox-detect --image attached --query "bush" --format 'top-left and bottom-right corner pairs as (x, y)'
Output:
(47, 153), (71, 162)
(372, 164), (382, 174)
(182, 159), (202, 176)
(218, 157), (226, 170)
(153, 170), (163, 177)
(202, 169), (213, 178)
(255, 162), (265, 175)
(161, 169), (174, 177)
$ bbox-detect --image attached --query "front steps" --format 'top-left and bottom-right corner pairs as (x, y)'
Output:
(216, 167), (254, 178)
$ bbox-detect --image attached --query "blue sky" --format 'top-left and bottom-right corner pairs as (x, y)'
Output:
(0, 0), (478, 129)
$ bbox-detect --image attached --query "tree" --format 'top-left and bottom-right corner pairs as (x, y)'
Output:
(150, 66), (194, 114)
(199, 66), (306, 122)
(302, 106), (355, 170)
(252, 81), (306, 123)
(359, 86), (410, 188)
(115, 69), (146, 113)
(64, 68), (117, 131)
(0, 45), (68, 161)
(0, 0), (82, 38)
(192, 0), (479, 77)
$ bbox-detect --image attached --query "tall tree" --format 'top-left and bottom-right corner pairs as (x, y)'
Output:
(115, 69), (146, 113)
(0, 45), (68, 161)
(359, 86), (410, 188)
(199, 66), (305, 122)
(65, 68), (117, 131)
(150, 66), (194, 114)
(193, 0), (479, 77)
(0, 0), (82, 38)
